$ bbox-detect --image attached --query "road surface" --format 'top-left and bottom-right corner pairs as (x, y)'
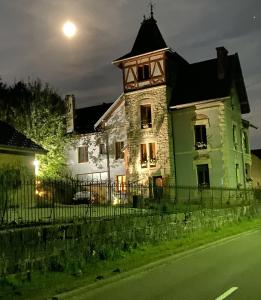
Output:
(58, 229), (261, 300)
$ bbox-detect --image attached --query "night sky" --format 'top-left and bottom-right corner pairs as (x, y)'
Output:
(0, 0), (260, 147)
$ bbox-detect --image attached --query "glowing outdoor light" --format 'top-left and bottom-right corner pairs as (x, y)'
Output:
(33, 159), (40, 176)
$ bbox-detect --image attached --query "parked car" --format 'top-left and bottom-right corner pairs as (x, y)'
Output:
(72, 191), (94, 204)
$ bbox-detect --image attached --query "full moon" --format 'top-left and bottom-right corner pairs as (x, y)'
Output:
(62, 21), (77, 38)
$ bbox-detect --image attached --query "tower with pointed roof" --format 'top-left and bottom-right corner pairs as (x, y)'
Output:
(113, 11), (182, 185)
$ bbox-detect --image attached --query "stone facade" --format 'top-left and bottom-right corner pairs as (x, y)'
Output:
(125, 85), (175, 184)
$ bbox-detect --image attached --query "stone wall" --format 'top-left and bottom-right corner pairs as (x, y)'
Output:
(0, 206), (256, 275)
(125, 85), (175, 184)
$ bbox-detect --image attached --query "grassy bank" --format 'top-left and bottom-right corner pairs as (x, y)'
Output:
(1, 216), (261, 300)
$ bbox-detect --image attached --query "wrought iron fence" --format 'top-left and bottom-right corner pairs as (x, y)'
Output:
(0, 178), (259, 228)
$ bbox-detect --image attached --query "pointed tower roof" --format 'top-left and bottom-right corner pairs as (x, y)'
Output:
(114, 15), (168, 62)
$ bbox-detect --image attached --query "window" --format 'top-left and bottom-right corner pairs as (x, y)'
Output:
(115, 141), (124, 160)
(140, 105), (152, 129)
(138, 64), (150, 81)
(233, 125), (237, 149)
(195, 125), (207, 150)
(242, 131), (249, 153)
(149, 143), (156, 167)
(236, 164), (240, 187)
(197, 164), (210, 188)
(99, 143), (106, 155)
(78, 146), (88, 163)
(115, 175), (126, 192)
(245, 164), (251, 181)
(140, 144), (147, 168)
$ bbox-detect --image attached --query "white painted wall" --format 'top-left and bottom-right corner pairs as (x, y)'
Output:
(66, 99), (127, 182)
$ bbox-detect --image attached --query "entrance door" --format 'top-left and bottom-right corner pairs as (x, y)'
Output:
(153, 176), (163, 201)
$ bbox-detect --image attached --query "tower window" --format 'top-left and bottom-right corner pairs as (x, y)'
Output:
(140, 105), (152, 129)
(149, 143), (156, 167)
(138, 64), (150, 81)
(197, 164), (210, 188)
(78, 146), (88, 163)
(140, 144), (147, 168)
(195, 125), (207, 150)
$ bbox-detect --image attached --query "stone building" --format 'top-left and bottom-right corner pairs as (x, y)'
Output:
(112, 12), (251, 189)
(66, 12), (251, 190)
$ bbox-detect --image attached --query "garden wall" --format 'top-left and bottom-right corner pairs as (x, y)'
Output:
(0, 205), (256, 275)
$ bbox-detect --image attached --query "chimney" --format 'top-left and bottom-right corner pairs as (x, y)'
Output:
(65, 94), (75, 133)
(216, 47), (228, 80)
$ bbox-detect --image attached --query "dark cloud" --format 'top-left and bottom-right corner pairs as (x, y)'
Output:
(0, 0), (260, 147)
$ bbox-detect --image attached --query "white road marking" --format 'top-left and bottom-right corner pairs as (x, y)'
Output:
(215, 287), (238, 300)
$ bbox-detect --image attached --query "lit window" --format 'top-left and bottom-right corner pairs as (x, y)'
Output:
(115, 175), (126, 192)
(140, 105), (152, 129)
(140, 144), (147, 168)
(149, 143), (156, 167)
(78, 146), (88, 163)
(138, 64), (150, 81)
(197, 164), (210, 188)
(195, 125), (207, 150)
(99, 143), (106, 155)
(115, 141), (124, 160)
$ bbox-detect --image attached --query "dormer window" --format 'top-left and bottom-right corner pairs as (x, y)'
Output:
(140, 105), (152, 129)
(138, 64), (150, 81)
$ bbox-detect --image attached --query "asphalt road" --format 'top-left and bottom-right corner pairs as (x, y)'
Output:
(58, 229), (261, 300)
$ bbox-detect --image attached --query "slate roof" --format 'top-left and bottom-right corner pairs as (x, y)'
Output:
(170, 53), (250, 114)
(114, 16), (167, 62)
(251, 149), (261, 160)
(74, 102), (113, 134)
(0, 121), (46, 154)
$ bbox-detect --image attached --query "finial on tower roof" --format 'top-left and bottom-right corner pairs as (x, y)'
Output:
(150, 2), (154, 18)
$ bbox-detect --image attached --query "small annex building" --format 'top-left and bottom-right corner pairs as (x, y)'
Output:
(66, 95), (127, 186)
(0, 121), (46, 177)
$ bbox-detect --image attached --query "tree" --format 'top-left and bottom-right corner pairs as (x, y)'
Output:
(0, 79), (69, 178)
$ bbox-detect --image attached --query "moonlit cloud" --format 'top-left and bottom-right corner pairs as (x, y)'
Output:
(0, 0), (260, 147)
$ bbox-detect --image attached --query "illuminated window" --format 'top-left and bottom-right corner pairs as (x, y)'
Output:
(195, 125), (207, 150)
(115, 175), (126, 192)
(140, 105), (152, 129)
(140, 144), (147, 168)
(149, 143), (156, 167)
(197, 164), (210, 188)
(138, 64), (150, 81)
(115, 141), (124, 160)
(99, 143), (106, 155)
(78, 146), (88, 163)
